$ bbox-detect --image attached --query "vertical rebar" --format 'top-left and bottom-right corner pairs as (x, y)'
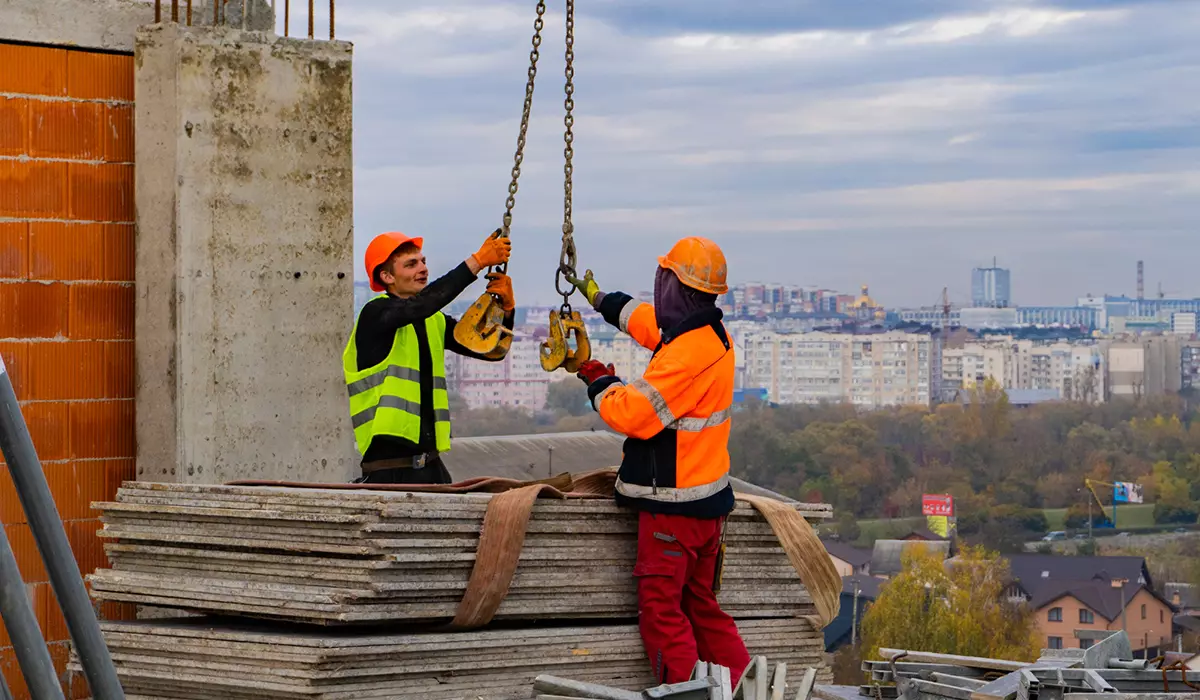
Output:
(187, 0), (192, 26)
(308, 0), (314, 38)
(171, 0), (178, 22)
(241, 0), (247, 29)
(284, 0), (289, 36)
(0, 359), (126, 699)
(155, 0), (162, 22)
(329, 0), (335, 39)
(213, 0), (219, 26)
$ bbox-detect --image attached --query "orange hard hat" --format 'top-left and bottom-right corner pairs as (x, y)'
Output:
(657, 236), (728, 294)
(365, 232), (423, 292)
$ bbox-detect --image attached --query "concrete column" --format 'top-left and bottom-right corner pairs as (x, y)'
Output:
(134, 24), (355, 484)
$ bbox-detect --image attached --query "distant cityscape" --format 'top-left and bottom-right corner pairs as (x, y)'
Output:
(352, 259), (1200, 411)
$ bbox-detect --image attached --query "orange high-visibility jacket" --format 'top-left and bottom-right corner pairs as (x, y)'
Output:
(587, 292), (735, 518)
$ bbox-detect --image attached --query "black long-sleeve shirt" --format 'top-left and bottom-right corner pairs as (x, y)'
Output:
(355, 261), (513, 462)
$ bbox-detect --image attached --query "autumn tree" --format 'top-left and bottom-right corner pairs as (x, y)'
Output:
(544, 377), (590, 416)
(861, 544), (1041, 663)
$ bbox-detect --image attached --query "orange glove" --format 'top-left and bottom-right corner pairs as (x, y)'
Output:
(472, 230), (512, 269)
(485, 272), (515, 312)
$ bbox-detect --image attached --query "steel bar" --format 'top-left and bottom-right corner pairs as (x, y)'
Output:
(171, 0), (178, 22)
(241, 0), (247, 29)
(186, 0), (192, 25)
(0, 358), (125, 699)
(155, 0), (162, 22)
(213, 0), (219, 25)
(0, 519), (65, 700)
(329, 0), (334, 39)
(284, 0), (289, 36)
(308, 0), (314, 37)
(879, 651), (1026, 674)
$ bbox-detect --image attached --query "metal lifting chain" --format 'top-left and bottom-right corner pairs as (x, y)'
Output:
(496, 0), (547, 277)
(553, 0), (578, 311)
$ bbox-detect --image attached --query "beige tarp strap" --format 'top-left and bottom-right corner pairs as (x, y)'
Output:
(734, 493), (842, 629)
(448, 482), (564, 629)
(446, 471), (841, 631)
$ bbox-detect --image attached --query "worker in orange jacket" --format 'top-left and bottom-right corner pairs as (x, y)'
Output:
(568, 237), (751, 685)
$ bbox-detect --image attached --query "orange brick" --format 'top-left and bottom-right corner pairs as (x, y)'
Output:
(45, 462), (109, 521)
(69, 400), (134, 459)
(29, 100), (103, 160)
(101, 459), (135, 504)
(0, 222), (29, 280)
(29, 222), (106, 282)
(66, 51), (134, 102)
(99, 601), (135, 621)
(0, 281), (69, 339)
(0, 341), (29, 400)
(67, 163), (133, 222)
(66, 519), (105, 575)
(19, 401), (70, 462)
(27, 341), (106, 400)
(47, 641), (69, 680)
(67, 283), (133, 340)
(0, 97), (29, 157)
(105, 341), (134, 399)
(5, 523), (49, 582)
(0, 44), (67, 97)
(44, 589), (69, 645)
(1, 645), (31, 699)
(103, 104), (134, 163)
(0, 160), (68, 219)
(104, 224), (135, 282)
(29, 582), (51, 640)
(0, 466), (23, 525)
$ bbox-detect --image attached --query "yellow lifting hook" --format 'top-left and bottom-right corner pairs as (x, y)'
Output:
(454, 286), (514, 357)
(539, 307), (591, 373)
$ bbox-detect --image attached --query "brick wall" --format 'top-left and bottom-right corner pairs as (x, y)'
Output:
(0, 41), (137, 698)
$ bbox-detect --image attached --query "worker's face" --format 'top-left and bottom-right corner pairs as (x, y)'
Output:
(380, 249), (429, 297)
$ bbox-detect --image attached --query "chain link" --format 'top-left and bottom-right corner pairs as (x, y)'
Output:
(553, 0), (577, 308)
(496, 0), (547, 276)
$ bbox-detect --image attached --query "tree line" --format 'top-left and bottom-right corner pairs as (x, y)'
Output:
(451, 378), (1200, 550)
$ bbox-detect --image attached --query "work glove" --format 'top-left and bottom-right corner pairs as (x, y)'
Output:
(472, 230), (512, 269)
(576, 359), (616, 385)
(485, 272), (515, 312)
(564, 269), (601, 306)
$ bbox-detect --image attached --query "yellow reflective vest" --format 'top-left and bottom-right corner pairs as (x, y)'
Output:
(342, 301), (452, 456)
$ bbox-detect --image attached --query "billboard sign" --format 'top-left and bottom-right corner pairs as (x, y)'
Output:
(921, 494), (954, 517)
(1113, 482), (1144, 504)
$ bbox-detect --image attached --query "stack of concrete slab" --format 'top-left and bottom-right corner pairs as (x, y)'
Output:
(80, 617), (827, 699)
(76, 480), (834, 698)
(87, 482), (830, 623)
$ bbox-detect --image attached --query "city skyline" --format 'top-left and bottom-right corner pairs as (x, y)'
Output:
(340, 0), (1200, 309)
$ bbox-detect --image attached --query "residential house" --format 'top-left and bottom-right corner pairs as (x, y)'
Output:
(823, 539), (872, 577)
(871, 539), (951, 579)
(1165, 583), (1197, 614)
(1004, 554), (1175, 655)
(825, 576), (883, 652)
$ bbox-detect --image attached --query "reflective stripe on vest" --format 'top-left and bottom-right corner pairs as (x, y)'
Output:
(342, 300), (451, 455)
(614, 474), (731, 503)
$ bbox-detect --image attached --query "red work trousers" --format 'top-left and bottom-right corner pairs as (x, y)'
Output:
(633, 511), (751, 686)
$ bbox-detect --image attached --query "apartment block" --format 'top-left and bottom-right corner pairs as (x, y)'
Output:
(743, 330), (935, 408)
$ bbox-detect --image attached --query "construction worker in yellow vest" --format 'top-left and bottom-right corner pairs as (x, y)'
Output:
(342, 231), (513, 484)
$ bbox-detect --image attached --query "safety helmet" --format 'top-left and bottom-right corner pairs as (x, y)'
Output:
(365, 232), (424, 292)
(657, 236), (728, 294)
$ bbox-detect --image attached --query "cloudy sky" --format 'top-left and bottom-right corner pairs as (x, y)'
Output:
(329, 0), (1199, 308)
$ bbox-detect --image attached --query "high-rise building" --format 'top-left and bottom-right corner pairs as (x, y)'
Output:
(742, 330), (935, 408)
(971, 262), (1011, 308)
